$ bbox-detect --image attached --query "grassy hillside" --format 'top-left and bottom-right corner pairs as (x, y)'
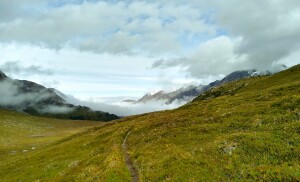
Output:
(0, 109), (103, 159)
(1, 65), (300, 181)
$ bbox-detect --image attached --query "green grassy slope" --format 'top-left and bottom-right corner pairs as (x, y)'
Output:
(0, 109), (103, 159)
(1, 65), (300, 181)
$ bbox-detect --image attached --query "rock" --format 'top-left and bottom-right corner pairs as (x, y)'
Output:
(220, 142), (237, 155)
(68, 161), (79, 168)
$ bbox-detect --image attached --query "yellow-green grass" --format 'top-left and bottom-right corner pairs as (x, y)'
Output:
(0, 120), (132, 181)
(0, 109), (103, 159)
(1, 65), (300, 181)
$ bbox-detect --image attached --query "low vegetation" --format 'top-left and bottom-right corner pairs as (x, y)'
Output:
(1, 65), (300, 181)
(0, 109), (102, 159)
(24, 106), (120, 122)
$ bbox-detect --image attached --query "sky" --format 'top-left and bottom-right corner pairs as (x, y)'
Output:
(0, 0), (300, 104)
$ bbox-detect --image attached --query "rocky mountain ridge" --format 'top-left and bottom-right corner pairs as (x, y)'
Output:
(126, 69), (261, 105)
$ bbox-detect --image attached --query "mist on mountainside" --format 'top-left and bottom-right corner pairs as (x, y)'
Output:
(0, 71), (119, 121)
(0, 78), (72, 114)
(64, 94), (185, 116)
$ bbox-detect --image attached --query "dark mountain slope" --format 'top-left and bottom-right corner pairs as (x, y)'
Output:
(0, 71), (119, 121)
(0, 70), (8, 80)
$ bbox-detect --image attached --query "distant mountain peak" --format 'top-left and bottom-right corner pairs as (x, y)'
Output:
(126, 69), (263, 105)
(222, 70), (257, 81)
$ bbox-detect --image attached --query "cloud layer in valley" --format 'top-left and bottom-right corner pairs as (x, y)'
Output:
(65, 95), (185, 116)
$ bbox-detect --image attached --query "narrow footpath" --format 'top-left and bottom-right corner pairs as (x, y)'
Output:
(122, 130), (139, 182)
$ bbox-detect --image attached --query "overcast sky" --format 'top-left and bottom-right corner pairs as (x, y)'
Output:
(0, 0), (299, 100)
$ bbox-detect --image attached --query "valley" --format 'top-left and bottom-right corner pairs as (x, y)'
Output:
(1, 1), (299, 181)
(0, 65), (299, 181)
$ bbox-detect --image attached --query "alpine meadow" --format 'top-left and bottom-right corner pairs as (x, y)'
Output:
(0, 65), (300, 181)
(1, 0), (300, 181)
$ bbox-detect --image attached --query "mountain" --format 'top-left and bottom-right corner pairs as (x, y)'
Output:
(0, 71), (119, 121)
(165, 84), (205, 104)
(125, 85), (203, 104)
(172, 70), (261, 102)
(1, 64), (299, 181)
(128, 69), (260, 105)
(48, 88), (69, 100)
(0, 70), (8, 80)
(205, 69), (260, 87)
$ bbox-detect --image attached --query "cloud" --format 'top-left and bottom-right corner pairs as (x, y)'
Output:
(0, 1), (214, 55)
(151, 0), (300, 76)
(0, 0), (47, 22)
(211, 0), (300, 70)
(0, 61), (53, 76)
(0, 45), (192, 98)
(65, 95), (184, 116)
(152, 36), (249, 76)
(0, 0), (299, 99)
